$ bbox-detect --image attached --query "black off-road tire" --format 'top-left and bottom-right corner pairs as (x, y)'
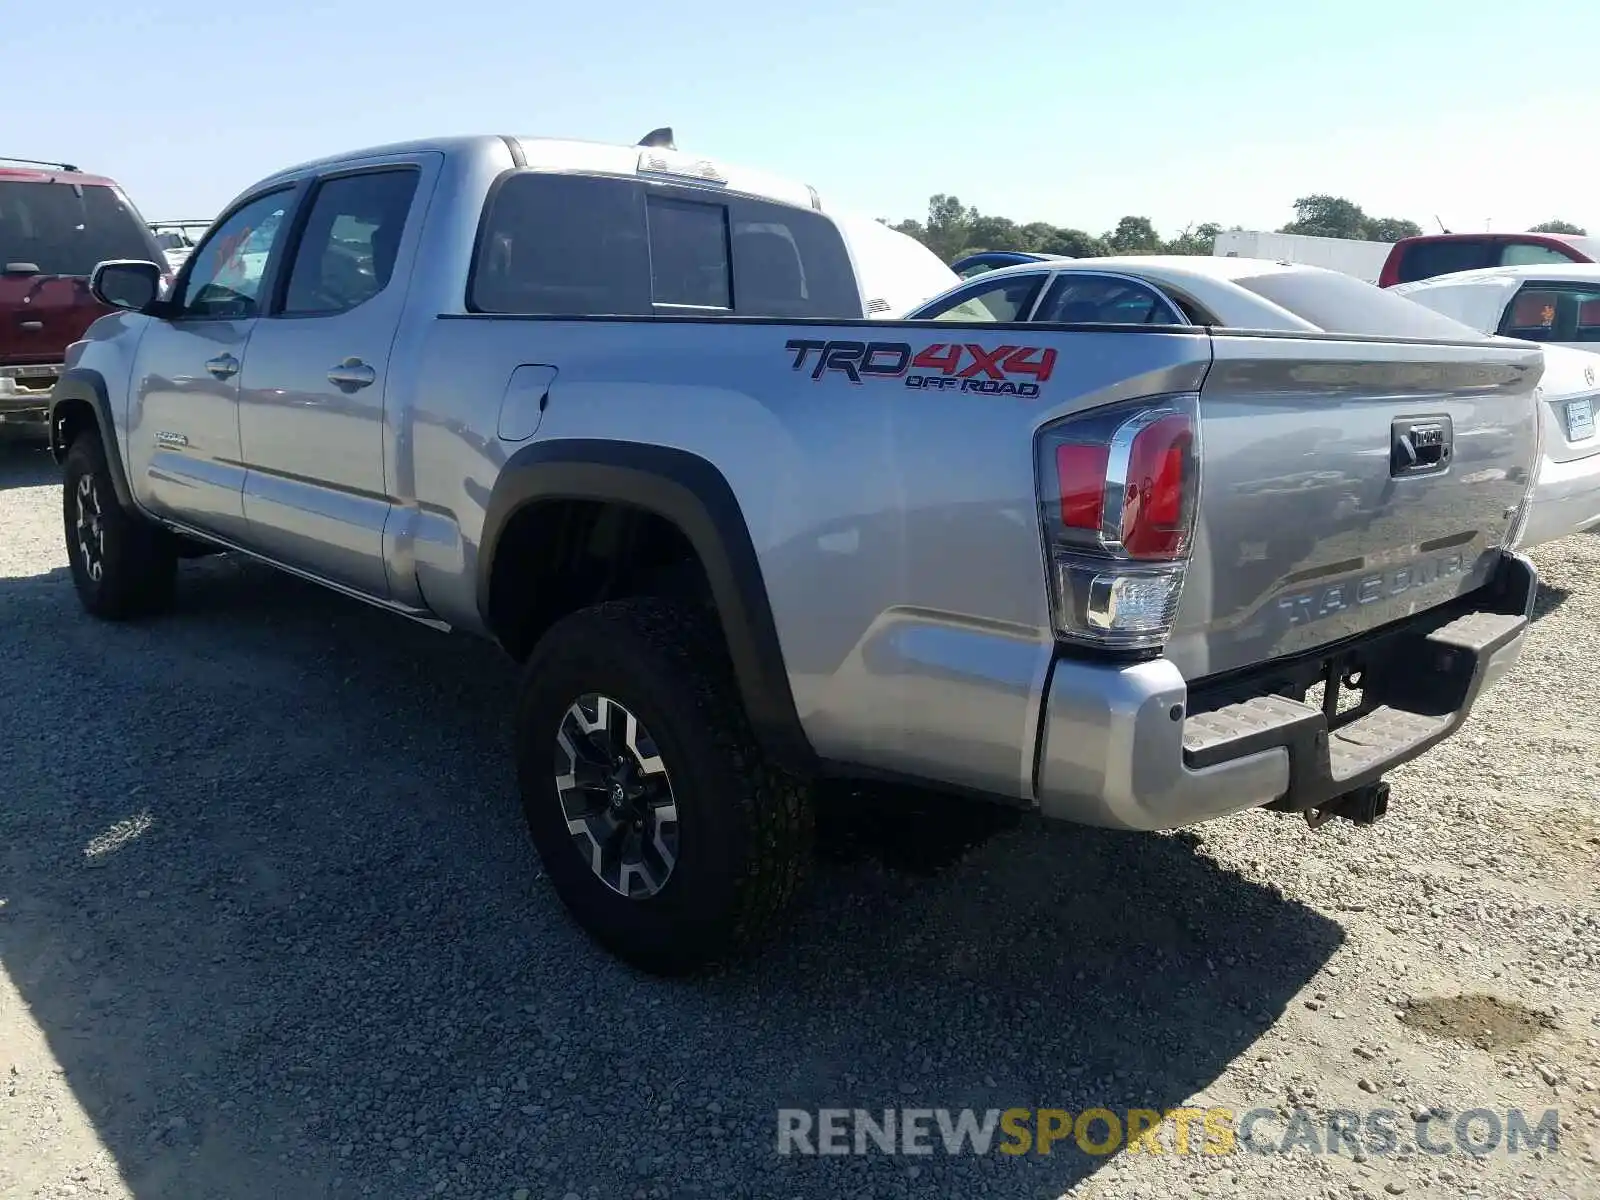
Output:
(62, 434), (178, 619)
(515, 597), (814, 975)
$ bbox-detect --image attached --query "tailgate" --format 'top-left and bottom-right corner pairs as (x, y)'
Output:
(0, 274), (106, 367)
(1166, 332), (1543, 680)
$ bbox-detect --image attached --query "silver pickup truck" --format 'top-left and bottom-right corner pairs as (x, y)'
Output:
(50, 132), (1542, 973)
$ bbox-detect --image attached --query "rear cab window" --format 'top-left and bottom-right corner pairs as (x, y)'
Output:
(0, 179), (164, 275)
(469, 172), (862, 318)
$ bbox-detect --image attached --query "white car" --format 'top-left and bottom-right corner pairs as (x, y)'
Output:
(832, 211), (959, 317)
(1392, 265), (1600, 548)
(1390, 262), (1600, 351)
(905, 255), (1598, 548)
(900, 254), (1492, 335)
(146, 220), (213, 271)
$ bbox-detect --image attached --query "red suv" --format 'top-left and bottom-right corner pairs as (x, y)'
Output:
(1378, 232), (1600, 288)
(1, 157), (167, 435)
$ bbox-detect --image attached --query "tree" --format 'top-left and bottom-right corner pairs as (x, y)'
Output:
(921, 194), (977, 261)
(1363, 216), (1423, 242)
(1281, 194), (1370, 240)
(883, 193), (1425, 265)
(1279, 195), (1419, 243)
(1104, 215), (1161, 255)
(967, 214), (1027, 254)
(1163, 222), (1223, 256)
(1530, 219), (1587, 235)
(1039, 228), (1109, 258)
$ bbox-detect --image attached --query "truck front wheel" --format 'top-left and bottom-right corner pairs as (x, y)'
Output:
(514, 597), (814, 974)
(61, 434), (177, 620)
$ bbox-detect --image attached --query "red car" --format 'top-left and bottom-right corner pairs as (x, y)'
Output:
(1378, 231), (1600, 288)
(1, 156), (167, 436)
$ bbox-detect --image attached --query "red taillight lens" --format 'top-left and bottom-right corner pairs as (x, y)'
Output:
(1056, 442), (1110, 530)
(1120, 414), (1194, 560)
(1035, 395), (1201, 653)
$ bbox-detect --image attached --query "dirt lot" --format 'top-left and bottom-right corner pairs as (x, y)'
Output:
(1, 438), (1597, 1200)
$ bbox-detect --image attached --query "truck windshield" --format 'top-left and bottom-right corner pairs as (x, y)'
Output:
(0, 180), (162, 276)
(1233, 269), (1490, 340)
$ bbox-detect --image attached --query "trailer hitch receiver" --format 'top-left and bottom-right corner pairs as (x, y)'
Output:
(1304, 781), (1391, 830)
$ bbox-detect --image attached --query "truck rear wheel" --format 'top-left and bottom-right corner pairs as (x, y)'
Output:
(61, 434), (177, 620)
(514, 597), (814, 974)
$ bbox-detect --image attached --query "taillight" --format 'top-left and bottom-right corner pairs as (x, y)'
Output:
(1035, 395), (1201, 653)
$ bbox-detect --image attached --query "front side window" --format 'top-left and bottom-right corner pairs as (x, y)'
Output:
(1501, 285), (1600, 342)
(282, 169), (419, 316)
(0, 181), (164, 276)
(1032, 274), (1183, 324)
(179, 190), (293, 318)
(918, 273), (1045, 322)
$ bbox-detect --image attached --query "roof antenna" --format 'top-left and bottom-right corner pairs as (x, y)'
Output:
(637, 127), (676, 151)
(1434, 214), (1451, 234)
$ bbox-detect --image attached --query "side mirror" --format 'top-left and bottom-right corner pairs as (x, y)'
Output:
(90, 259), (164, 312)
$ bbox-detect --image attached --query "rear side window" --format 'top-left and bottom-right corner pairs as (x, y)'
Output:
(1032, 274), (1184, 324)
(1234, 269), (1489, 340)
(470, 173), (862, 319)
(1500, 242), (1579, 268)
(1395, 239), (1494, 284)
(0, 180), (163, 276)
(471, 174), (650, 316)
(1501, 285), (1600, 342)
(730, 207), (860, 319)
(917, 273), (1045, 322)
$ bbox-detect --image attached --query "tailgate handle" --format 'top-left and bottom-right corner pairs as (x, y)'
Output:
(1391, 416), (1452, 478)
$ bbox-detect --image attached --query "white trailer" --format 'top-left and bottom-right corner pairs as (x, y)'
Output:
(1212, 229), (1392, 284)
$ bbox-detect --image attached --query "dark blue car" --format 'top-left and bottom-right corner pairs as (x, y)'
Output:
(949, 250), (1072, 279)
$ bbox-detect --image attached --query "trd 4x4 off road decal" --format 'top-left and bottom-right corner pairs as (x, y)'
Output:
(784, 339), (1055, 398)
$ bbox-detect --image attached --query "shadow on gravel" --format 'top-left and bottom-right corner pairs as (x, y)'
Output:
(1530, 579), (1571, 623)
(0, 556), (1344, 1200)
(0, 436), (58, 490)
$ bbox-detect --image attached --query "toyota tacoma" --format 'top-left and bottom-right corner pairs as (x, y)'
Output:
(50, 132), (1542, 973)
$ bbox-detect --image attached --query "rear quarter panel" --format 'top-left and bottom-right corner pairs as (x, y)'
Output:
(400, 318), (1213, 797)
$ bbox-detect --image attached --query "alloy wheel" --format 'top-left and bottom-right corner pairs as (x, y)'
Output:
(553, 693), (680, 898)
(74, 473), (105, 583)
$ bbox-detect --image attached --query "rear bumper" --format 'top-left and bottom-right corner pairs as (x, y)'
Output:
(1518, 450), (1600, 549)
(0, 365), (63, 424)
(1033, 552), (1536, 831)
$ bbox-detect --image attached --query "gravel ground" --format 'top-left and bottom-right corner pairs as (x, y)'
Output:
(1, 436), (1597, 1200)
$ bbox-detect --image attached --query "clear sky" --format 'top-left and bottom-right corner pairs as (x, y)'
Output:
(12, 0), (1600, 239)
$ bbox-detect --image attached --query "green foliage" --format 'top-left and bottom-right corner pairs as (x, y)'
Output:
(1529, 219), (1587, 235)
(885, 192), (1423, 266)
(1280, 194), (1421, 242)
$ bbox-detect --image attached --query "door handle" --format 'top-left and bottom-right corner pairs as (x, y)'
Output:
(327, 357), (376, 392)
(205, 353), (240, 380)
